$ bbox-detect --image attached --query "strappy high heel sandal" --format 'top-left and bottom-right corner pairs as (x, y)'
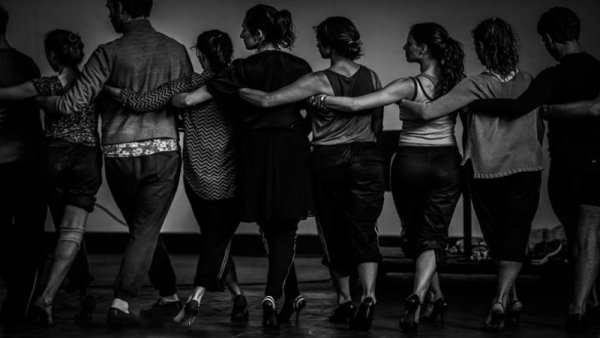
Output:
(29, 301), (55, 327)
(349, 297), (376, 331)
(278, 295), (306, 324)
(399, 294), (421, 332)
(329, 301), (356, 323)
(173, 299), (200, 328)
(231, 294), (249, 322)
(262, 296), (280, 329)
(505, 299), (523, 328)
(420, 297), (449, 324)
(483, 301), (505, 331)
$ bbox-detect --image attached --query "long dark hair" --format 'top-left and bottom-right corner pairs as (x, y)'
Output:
(244, 4), (295, 49)
(44, 29), (85, 68)
(409, 23), (465, 96)
(472, 18), (519, 77)
(195, 30), (233, 73)
(314, 16), (363, 60)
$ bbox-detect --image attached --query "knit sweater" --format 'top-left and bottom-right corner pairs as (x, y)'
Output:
(54, 19), (192, 145)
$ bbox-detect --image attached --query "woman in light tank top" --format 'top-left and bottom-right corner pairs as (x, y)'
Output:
(313, 23), (465, 332)
(239, 17), (384, 331)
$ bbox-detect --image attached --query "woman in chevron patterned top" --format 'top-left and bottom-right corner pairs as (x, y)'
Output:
(105, 30), (249, 327)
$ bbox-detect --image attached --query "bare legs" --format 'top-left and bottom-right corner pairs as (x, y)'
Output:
(485, 261), (523, 329)
(569, 205), (600, 315)
(330, 262), (378, 305)
(32, 205), (89, 323)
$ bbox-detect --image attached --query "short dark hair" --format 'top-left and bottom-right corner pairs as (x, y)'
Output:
(0, 5), (9, 34)
(537, 7), (580, 43)
(472, 18), (519, 77)
(194, 30), (233, 73)
(314, 16), (363, 60)
(109, 0), (152, 18)
(44, 29), (85, 67)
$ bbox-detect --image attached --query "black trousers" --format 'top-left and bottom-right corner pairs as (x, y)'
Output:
(311, 143), (384, 275)
(391, 146), (462, 264)
(258, 218), (300, 301)
(105, 151), (180, 300)
(185, 184), (240, 292)
(0, 155), (47, 322)
(470, 170), (542, 263)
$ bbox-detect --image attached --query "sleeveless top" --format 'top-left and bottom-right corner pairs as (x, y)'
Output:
(398, 74), (456, 146)
(311, 66), (381, 146)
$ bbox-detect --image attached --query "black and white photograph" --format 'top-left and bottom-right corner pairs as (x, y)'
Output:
(1, 0), (599, 337)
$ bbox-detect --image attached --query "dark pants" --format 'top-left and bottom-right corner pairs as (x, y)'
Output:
(0, 155), (47, 322)
(548, 155), (600, 246)
(471, 170), (542, 263)
(258, 219), (299, 300)
(311, 143), (384, 275)
(45, 140), (102, 292)
(391, 146), (462, 265)
(185, 184), (240, 292)
(105, 151), (180, 300)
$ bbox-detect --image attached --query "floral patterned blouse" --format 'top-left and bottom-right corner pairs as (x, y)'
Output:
(32, 75), (98, 146)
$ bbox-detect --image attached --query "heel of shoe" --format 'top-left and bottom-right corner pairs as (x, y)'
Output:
(75, 294), (96, 325)
(29, 302), (55, 327)
(231, 295), (249, 322)
(262, 296), (279, 329)
(349, 297), (375, 331)
(294, 296), (306, 324)
(173, 300), (199, 328)
(399, 294), (421, 332)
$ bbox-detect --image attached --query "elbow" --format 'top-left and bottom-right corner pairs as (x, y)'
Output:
(182, 94), (196, 108)
(259, 97), (275, 108)
(348, 100), (360, 112)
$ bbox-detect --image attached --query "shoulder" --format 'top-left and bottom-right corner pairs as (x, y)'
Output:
(10, 49), (40, 76)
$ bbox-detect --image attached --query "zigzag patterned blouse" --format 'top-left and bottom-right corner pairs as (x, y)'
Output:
(121, 71), (237, 200)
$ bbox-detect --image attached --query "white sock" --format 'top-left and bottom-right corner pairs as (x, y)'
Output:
(159, 293), (180, 304)
(111, 298), (130, 313)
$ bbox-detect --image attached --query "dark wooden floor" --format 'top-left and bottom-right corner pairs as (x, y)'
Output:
(1, 254), (597, 337)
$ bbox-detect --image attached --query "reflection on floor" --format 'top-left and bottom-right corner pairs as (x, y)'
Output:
(0, 255), (596, 337)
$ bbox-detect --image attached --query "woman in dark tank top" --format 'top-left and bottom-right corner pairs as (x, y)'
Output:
(239, 16), (384, 331)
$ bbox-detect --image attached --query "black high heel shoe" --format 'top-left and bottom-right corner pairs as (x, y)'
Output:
(565, 313), (587, 332)
(262, 296), (280, 329)
(505, 299), (523, 328)
(231, 294), (249, 322)
(349, 297), (375, 331)
(483, 301), (505, 331)
(278, 295), (306, 324)
(400, 294), (421, 332)
(173, 300), (200, 328)
(74, 294), (96, 325)
(420, 297), (449, 324)
(329, 301), (356, 323)
(29, 301), (55, 327)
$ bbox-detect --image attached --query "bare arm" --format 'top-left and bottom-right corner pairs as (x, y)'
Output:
(36, 96), (60, 113)
(322, 78), (414, 112)
(542, 93), (600, 119)
(0, 82), (38, 101)
(172, 85), (213, 108)
(399, 77), (479, 121)
(238, 72), (331, 108)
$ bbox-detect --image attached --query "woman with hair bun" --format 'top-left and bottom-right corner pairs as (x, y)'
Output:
(239, 16), (385, 331)
(0, 29), (100, 326)
(400, 18), (544, 331)
(305, 22), (465, 332)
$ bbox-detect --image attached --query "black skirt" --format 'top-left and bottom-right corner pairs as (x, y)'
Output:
(239, 129), (312, 222)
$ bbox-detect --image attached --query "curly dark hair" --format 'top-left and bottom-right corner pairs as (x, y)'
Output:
(244, 4), (295, 49)
(314, 16), (363, 60)
(44, 29), (85, 68)
(194, 30), (233, 73)
(410, 22), (465, 96)
(537, 7), (580, 43)
(0, 5), (9, 34)
(108, 0), (152, 18)
(472, 18), (519, 78)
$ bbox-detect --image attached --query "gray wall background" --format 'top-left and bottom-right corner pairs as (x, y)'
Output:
(2, 0), (599, 236)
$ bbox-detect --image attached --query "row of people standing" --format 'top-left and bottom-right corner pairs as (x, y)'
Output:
(1, 1), (599, 334)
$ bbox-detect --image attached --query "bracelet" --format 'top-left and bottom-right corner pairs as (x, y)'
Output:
(319, 95), (327, 109)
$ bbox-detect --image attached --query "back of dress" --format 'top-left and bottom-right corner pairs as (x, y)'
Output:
(207, 50), (312, 130)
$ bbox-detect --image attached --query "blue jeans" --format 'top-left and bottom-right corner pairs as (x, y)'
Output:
(105, 151), (180, 300)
